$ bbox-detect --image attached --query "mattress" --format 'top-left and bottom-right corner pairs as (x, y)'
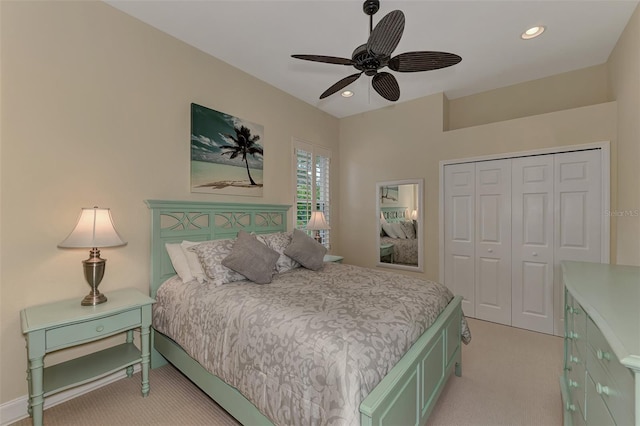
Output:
(153, 262), (471, 426)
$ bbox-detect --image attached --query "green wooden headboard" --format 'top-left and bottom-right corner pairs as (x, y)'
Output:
(381, 206), (408, 223)
(145, 200), (290, 298)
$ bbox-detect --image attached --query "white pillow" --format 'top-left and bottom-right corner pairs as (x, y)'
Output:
(165, 243), (195, 283)
(381, 222), (399, 238)
(391, 222), (408, 239)
(180, 241), (208, 283)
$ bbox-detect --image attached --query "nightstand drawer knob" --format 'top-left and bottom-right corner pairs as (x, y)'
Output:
(96, 325), (104, 332)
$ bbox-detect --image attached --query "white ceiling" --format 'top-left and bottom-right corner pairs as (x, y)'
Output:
(105, 0), (638, 119)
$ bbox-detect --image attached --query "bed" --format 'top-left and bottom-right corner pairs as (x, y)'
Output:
(380, 207), (419, 265)
(146, 200), (469, 426)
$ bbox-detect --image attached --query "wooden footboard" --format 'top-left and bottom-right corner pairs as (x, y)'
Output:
(360, 295), (463, 426)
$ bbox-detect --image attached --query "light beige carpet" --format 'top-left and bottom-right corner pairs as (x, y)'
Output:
(12, 318), (563, 426)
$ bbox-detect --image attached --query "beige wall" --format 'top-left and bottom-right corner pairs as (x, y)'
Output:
(0, 1), (339, 403)
(607, 4), (640, 266)
(447, 64), (611, 130)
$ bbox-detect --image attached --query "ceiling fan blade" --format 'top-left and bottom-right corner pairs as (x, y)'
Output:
(388, 51), (462, 72)
(291, 54), (354, 66)
(372, 72), (400, 101)
(367, 10), (405, 58)
(320, 73), (362, 99)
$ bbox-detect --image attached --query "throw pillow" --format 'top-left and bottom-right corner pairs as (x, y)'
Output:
(284, 228), (327, 271)
(222, 230), (279, 284)
(188, 239), (246, 285)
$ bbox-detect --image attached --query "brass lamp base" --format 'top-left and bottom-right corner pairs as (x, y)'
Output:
(81, 248), (108, 306)
(81, 291), (108, 306)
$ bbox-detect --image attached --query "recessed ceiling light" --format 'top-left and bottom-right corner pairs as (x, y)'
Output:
(521, 26), (545, 40)
(341, 90), (354, 98)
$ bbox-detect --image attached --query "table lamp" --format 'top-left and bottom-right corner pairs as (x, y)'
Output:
(58, 207), (127, 306)
(305, 211), (330, 243)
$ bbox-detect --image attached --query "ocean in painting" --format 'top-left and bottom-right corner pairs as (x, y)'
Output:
(191, 160), (263, 196)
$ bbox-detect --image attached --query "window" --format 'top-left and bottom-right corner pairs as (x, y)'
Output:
(293, 139), (331, 247)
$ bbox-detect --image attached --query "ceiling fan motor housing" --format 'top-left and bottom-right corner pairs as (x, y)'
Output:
(352, 44), (388, 75)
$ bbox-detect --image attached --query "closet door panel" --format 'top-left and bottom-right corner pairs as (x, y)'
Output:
(475, 160), (511, 325)
(553, 150), (602, 335)
(444, 163), (476, 317)
(512, 156), (554, 334)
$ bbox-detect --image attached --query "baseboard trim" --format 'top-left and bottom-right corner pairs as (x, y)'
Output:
(0, 365), (141, 426)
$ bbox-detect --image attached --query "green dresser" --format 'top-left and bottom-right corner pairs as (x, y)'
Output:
(561, 261), (639, 426)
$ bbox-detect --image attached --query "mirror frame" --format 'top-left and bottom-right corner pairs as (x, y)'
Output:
(376, 178), (424, 272)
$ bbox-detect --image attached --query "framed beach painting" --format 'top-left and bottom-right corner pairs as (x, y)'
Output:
(380, 185), (399, 205)
(190, 103), (264, 196)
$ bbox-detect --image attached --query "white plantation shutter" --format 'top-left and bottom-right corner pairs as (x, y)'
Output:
(293, 140), (331, 247)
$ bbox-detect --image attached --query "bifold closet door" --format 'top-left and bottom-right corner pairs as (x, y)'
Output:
(474, 160), (512, 325)
(553, 149), (602, 335)
(443, 163), (476, 317)
(512, 156), (555, 334)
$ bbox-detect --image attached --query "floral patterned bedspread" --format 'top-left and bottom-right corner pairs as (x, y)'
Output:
(153, 263), (471, 426)
(380, 236), (418, 265)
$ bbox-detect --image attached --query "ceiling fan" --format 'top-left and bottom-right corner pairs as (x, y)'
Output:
(292, 0), (462, 102)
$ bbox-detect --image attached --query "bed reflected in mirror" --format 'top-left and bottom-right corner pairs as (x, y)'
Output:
(376, 179), (424, 272)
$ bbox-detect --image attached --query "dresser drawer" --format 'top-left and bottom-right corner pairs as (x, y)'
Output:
(46, 309), (141, 351)
(586, 346), (634, 426)
(585, 373), (616, 426)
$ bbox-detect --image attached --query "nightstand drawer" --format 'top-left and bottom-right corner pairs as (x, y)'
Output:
(46, 309), (141, 350)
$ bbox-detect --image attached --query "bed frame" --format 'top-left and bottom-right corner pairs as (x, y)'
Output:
(145, 200), (463, 426)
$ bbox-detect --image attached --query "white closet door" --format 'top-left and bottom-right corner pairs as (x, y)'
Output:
(475, 159), (512, 325)
(444, 163), (476, 317)
(512, 156), (555, 334)
(553, 149), (602, 335)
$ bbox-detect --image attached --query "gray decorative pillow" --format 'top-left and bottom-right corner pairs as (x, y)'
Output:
(222, 230), (279, 284)
(188, 239), (246, 285)
(256, 232), (300, 273)
(284, 228), (327, 271)
(400, 220), (416, 239)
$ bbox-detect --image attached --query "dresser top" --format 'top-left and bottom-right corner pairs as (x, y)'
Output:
(562, 261), (640, 371)
(21, 288), (155, 333)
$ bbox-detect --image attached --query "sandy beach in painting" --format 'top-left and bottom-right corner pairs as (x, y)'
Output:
(191, 161), (263, 196)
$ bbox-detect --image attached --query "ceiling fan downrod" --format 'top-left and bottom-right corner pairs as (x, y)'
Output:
(363, 0), (380, 33)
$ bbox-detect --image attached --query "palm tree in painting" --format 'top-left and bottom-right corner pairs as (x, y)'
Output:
(220, 125), (263, 186)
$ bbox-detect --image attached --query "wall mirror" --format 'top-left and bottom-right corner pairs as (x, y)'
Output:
(376, 179), (424, 272)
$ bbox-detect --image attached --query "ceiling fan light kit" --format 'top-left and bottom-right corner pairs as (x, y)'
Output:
(292, 0), (462, 102)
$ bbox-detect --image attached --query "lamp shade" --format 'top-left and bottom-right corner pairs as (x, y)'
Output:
(410, 209), (418, 220)
(305, 211), (330, 231)
(58, 207), (126, 248)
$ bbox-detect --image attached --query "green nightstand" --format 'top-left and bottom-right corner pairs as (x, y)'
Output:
(380, 243), (394, 263)
(20, 288), (155, 426)
(323, 254), (344, 263)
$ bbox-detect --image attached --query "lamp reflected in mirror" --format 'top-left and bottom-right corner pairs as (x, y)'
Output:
(376, 179), (423, 272)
